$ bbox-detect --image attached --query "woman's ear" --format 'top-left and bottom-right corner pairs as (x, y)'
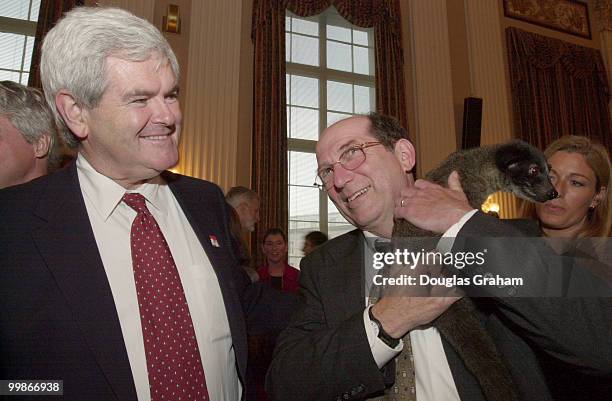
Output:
(591, 185), (607, 209)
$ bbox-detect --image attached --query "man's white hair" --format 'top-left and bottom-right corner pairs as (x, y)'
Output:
(40, 7), (180, 148)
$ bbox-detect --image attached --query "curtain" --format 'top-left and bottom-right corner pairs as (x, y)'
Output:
(28, 0), (84, 90)
(251, 0), (407, 265)
(506, 27), (612, 153)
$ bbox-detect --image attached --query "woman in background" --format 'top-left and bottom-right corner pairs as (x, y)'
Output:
(522, 135), (611, 238)
(522, 135), (611, 401)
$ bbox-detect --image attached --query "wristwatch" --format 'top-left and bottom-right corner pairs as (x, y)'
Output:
(368, 307), (401, 348)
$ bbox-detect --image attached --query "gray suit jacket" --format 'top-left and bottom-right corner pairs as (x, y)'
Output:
(267, 213), (612, 401)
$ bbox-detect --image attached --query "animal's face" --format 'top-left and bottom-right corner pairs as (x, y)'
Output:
(495, 141), (558, 203)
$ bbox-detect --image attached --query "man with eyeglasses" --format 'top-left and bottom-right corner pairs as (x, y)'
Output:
(267, 112), (612, 401)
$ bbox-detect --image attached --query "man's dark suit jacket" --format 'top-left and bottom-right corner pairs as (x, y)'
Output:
(0, 163), (282, 401)
(267, 212), (612, 401)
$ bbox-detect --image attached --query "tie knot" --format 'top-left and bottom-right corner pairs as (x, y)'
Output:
(122, 193), (149, 214)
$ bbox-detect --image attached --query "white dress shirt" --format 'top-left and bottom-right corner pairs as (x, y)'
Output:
(77, 155), (240, 401)
(364, 209), (478, 401)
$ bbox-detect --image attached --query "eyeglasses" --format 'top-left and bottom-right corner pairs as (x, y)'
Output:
(313, 142), (382, 191)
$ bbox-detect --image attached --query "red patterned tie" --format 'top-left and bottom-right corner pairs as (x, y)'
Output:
(123, 193), (209, 401)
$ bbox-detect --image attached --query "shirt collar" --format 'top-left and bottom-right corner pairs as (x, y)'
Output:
(76, 154), (166, 221)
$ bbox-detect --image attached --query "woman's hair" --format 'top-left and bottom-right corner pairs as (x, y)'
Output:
(521, 135), (611, 237)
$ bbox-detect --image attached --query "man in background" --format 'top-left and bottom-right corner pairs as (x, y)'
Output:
(0, 80), (59, 189)
(226, 186), (261, 281)
(227, 186), (261, 232)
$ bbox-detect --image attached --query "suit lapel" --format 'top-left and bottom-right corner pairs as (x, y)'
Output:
(31, 164), (137, 401)
(323, 230), (365, 318)
(165, 173), (248, 380)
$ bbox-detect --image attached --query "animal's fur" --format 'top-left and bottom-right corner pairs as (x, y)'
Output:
(395, 140), (557, 238)
(391, 140), (557, 401)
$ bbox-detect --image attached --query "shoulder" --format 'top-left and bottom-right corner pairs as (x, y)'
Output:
(286, 264), (301, 278)
(0, 168), (71, 218)
(163, 170), (224, 197)
(461, 211), (541, 237)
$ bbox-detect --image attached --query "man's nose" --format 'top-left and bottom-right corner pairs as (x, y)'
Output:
(332, 164), (353, 188)
(151, 97), (177, 125)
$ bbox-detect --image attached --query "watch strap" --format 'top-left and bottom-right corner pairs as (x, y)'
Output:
(368, 307), (400, 348)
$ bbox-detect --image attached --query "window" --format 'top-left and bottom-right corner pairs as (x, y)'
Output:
(286, 6), (375, 267)
(0, 0), (40, 84)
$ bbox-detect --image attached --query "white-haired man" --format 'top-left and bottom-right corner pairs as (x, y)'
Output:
(0, 7), (289, 401)
(226, 186), (260, 233)
(0, 80), (59, 188)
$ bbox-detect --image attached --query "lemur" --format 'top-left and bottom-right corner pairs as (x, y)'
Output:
(394, 139), (558, 238)
(390, 140), (557, 401)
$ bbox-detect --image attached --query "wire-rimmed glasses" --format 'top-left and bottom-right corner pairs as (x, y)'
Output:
(313, 142), (382, 191)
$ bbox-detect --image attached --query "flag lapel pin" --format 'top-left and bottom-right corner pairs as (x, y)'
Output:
(209, 235), (220, 248)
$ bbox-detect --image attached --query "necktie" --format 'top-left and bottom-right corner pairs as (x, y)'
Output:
(123, 193), (209, 401)
(369, 239), (417, 401)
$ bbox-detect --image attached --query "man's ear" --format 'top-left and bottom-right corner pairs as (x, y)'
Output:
(55, 90), (89, 140)
(32, 134), (51, 159)
(394, 138), (416, 173)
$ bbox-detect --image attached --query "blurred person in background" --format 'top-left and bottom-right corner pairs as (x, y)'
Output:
(302, 230), (328, 256)
(226, 186), (261, 281)
(0, 80), (60, 189)
(227, 186), (260, 232)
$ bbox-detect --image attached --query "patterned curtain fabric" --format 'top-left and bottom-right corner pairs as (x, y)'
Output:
(28, 0), (84, 90)
(506, 27), (612, 153)
(251, 0), (407, 264)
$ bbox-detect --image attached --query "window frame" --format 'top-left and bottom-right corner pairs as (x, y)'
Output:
(0, 0), (40, 85)
(286, 7), (375, 266)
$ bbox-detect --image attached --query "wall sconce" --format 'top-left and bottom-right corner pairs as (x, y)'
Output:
(481, 195), (500, 218)
(163, 4), (181, 34)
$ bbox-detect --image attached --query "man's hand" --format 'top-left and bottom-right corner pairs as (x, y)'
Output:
(394, 171), (473, 234)
(371, 295), (461, 339)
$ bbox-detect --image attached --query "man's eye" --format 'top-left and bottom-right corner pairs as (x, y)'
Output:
(166, 93), (178, 101)
(571, 180), (585, 187)
(320, 168), (332, 178)
(132, 98), (147, 104)
(342, 147), (360, 161)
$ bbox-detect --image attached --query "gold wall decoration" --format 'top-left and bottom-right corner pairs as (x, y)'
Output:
(163, 4), (180, 34)
(594, 0), (612, 32)
(503, 0), (591, 39)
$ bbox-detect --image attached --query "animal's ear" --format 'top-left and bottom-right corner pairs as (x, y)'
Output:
(394, 138), (416, 174)
(494, 141), (531, 175)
